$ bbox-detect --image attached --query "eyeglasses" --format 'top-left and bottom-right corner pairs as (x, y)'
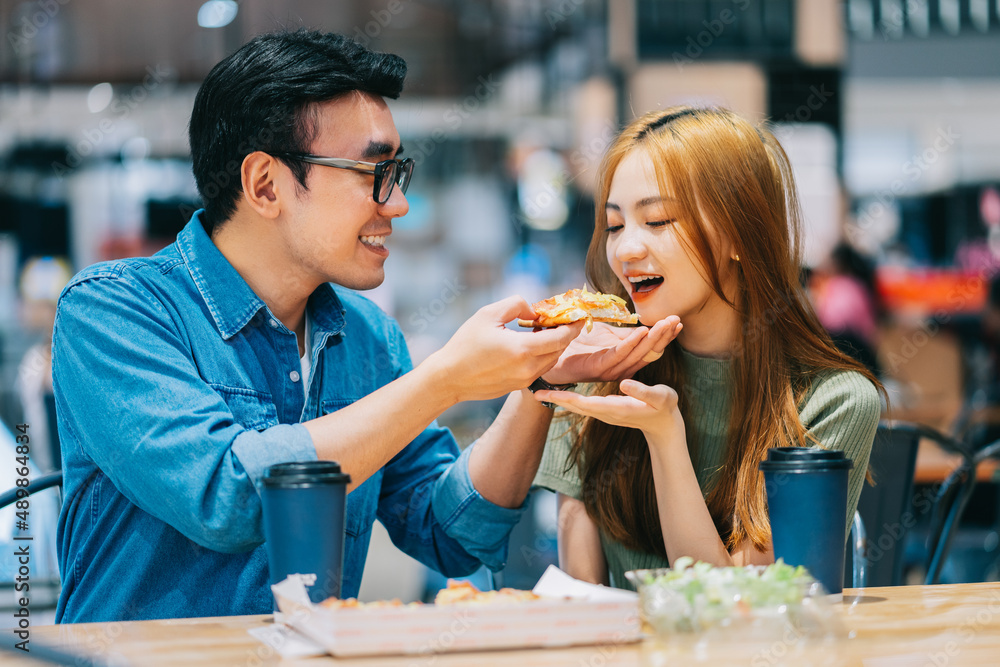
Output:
(275, 153), (414, 204)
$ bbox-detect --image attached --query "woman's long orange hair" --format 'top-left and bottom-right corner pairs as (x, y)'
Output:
(571, 106), (883, 556)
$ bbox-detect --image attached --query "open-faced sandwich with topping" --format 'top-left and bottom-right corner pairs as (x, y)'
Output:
(319, 580), (542, 610)
(517, 286), (639, 331)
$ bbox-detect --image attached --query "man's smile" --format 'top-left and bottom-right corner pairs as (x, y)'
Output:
(360, 231), (390, 256)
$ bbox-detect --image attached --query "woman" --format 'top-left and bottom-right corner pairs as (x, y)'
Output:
(533, 106), (884, 588)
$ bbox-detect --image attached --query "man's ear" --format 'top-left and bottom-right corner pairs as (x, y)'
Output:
(241, 151), (283, 219)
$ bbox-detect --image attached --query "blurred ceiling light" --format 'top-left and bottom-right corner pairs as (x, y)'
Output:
(939, 0), (961, 34)
(879, 0), (903, 39)
(121, 136), (151, 162)
(970, 0), (990, 32)
(908, 0), (930, 37)
(87, 82), (113, 113)
(847, 0), (875, 39)
(198, 0), (238, 28)
(517, 149), (570, 232)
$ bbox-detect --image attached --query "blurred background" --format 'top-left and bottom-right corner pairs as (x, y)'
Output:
(1, 0), (999, 614)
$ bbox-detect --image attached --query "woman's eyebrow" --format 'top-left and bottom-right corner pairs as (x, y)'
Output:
(606, 196), (676, 211)
(637, 196), (675, 208)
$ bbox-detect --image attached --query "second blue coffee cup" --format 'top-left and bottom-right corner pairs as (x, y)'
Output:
(261, 461), (351, 604)
(759, 447), (853, 596)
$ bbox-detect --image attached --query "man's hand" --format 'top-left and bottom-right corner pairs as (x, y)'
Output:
(426, 296), (586, 404)
(541, 317), (682, 385)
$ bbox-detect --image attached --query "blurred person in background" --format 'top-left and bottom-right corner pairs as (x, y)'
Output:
(531, 107), (883, 588)
(963, 275), (1000, 446)
(50, 30), (675, 623)
(809, 242), (884, 378)
(0, 421), (60, 592)
(985, 276), (1000, 375)
(14, 256), (72, 474)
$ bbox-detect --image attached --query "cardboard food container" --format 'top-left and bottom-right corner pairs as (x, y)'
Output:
(271, 566), (640, 658)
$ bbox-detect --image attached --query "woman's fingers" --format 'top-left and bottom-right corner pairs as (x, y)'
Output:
(603, 317), (681, 379)
(618, 319), (682, 377)
(620, 379), (677, 411)
(532, 385), (660, 419)
(533, 389), (618, 408)
(534, 381), (682, 437)
(646, 317), (682, 354)
(598, 326), (650, 366)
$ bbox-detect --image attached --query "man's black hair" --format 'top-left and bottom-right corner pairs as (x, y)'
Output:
(188, 30), (407, 234)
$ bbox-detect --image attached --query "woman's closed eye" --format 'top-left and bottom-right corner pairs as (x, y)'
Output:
(605, 219), (675, 233)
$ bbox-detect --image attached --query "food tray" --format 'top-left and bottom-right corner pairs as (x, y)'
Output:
(272, 571), (641, 657)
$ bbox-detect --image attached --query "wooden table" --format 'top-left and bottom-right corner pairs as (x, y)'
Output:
(915, 439), (1000, 484)
(7, 582), (1000, 666)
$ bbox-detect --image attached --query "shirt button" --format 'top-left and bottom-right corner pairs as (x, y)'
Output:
(268, 318), (279, 328)
(289, 370), (301, 382)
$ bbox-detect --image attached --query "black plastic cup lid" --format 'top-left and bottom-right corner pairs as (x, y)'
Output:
(758, 446), (853, 472)
(262, 460), (351, 487)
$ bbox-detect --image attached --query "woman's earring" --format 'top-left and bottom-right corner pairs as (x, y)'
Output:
(733, 254), (740, 262)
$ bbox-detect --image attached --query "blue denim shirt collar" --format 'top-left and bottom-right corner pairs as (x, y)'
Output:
(175, 211), (346, 340)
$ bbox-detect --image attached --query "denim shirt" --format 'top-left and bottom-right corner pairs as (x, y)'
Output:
(52, 213), (526, 623)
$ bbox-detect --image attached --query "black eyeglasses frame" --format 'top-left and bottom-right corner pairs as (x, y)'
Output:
(274, 152), (413, 204)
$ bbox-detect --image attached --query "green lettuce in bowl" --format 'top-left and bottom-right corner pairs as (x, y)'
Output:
(625, 558), (843, 641)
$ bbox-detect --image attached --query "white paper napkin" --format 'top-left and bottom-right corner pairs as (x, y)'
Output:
(247, 621), (327, 658)
(531, 564), (639, 602)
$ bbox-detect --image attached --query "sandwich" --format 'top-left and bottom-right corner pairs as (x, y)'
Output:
(517, 286), (639, 331)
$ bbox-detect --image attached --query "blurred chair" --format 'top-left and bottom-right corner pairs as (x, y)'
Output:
(0, 470), (63, 510)
(0, 470), (62, 623)
(881, 415), (992, 585)
(845, 421), (921, 587)
(848, 510), (867, 588)
(923, 434), (1000, 584)
(952, 387), (1000, 452)
(947, 387), (1000, 582)
(844, 420), (992, 587)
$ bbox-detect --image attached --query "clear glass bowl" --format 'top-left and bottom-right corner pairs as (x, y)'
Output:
(625, 559), (845, 645)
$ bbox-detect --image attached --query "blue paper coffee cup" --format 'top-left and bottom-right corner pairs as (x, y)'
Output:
(759, 447), (853, 596)
(261, 461), (351, 604)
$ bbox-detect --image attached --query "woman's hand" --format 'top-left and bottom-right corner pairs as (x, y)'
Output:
(541, 316), (682, 385)
(532, 378), (683, 442)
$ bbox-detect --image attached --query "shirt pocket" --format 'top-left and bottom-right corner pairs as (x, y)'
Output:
(322, 398), (380, 537)
(211, 385), (279, 431)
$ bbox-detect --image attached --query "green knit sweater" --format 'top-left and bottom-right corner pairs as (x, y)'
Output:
(532, 346), (881, 590)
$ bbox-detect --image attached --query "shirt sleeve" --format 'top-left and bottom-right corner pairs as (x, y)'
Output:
(375, 321), (527, 574)
(52, 273), (317, 554)
(532, 413), (585, 500)
(799, 370), (882, 534)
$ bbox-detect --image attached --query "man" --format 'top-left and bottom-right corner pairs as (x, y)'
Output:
(52, 31), (672, 622)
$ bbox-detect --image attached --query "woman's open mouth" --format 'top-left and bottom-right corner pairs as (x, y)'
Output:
(627, 274), (664, 296)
